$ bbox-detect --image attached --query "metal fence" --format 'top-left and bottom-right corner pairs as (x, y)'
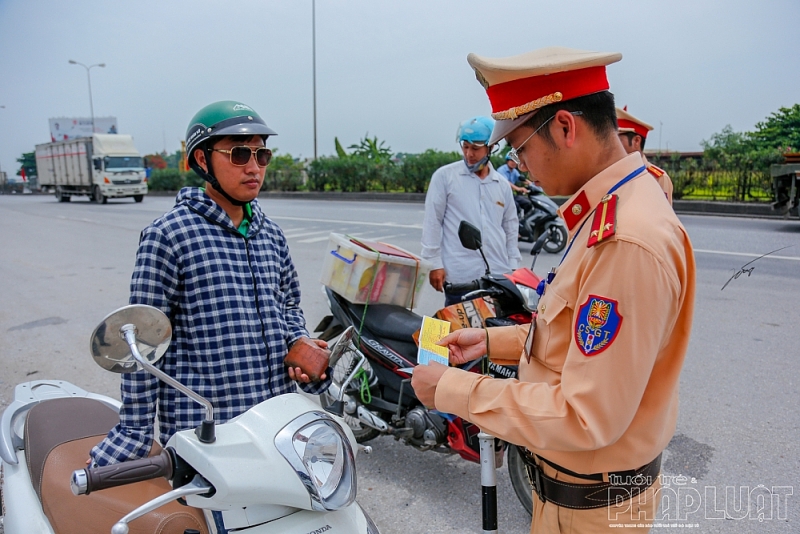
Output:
(648, 155), (774, 202)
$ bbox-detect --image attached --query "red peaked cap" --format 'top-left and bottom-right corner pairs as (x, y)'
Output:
(467, 48), (622, 144)
(616, 107), (654, 139)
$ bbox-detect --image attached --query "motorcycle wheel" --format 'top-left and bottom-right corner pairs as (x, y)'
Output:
(320, 345), (380, 443)
(508, 445), (534, 516)
(542, 223), (568, 254)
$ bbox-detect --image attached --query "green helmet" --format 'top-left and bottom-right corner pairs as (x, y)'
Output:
(185, 101), (277, 206)
(185, 100), (277, 166)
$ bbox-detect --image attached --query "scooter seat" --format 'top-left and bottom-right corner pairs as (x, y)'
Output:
(348, 302), (423, 342)
(26, 398), (208, 534)
(41, 435), (209, 534)
(25, 397), (119, 501)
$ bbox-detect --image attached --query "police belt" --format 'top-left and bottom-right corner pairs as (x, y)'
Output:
(519, 447), (662, 510)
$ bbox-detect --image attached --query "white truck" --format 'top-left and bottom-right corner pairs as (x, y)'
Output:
(35, 134), (148, 203)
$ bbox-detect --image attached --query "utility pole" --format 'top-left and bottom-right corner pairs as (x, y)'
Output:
(0, 105), (5, 194)
(68, 60), (105, 133)
(659, 121), (663, 154)
(312, 0), (318, 160)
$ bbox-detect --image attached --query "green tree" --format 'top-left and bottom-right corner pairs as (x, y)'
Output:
(334, 137), (348, 158)
(16, 151), (36, 179)
(749, 104), (800, 153)
(396, 149), (461, 193)
(263, 151), (305, 191)
(348, 134), (393, 160)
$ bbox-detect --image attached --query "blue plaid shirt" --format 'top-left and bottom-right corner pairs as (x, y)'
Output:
(91, 187), (328, 465)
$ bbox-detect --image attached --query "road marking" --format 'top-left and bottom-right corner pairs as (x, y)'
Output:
(57, 215), (96, 223)
(271, 215), (423, 229)
(298, 235), (334, 243)
(695, 249), (800, 261)
(284, 230), (328, 239)
(297, 233), (404, 244)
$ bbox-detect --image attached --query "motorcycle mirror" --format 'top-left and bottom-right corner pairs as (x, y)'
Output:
(529, 226), (557, 270)
(91, 305), (217, 443)
(458, 221), (491, 275)
(89, 304), (172, 373)
(457, 221), (482, 251)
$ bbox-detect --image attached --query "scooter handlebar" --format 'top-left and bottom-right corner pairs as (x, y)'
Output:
(71, 448), (174, 496)
(442, 280), (481, 293)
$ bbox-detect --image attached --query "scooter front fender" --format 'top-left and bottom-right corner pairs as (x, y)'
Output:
(230, 502), (378, 533)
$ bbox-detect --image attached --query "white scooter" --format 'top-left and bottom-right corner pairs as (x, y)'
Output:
(0, 304), (380, 534)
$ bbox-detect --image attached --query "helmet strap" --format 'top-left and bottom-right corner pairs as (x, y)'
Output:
(190, 146), (248, 207)
(465, 154), (490, 174)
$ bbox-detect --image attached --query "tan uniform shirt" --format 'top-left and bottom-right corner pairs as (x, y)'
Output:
(435, 152), (695, 475)
(643, 154), (673, 205)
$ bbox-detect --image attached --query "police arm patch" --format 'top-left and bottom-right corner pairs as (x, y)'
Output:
(574, 295), (623, 356)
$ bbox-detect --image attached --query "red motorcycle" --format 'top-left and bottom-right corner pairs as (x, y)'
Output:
(315, 222), (551, 514)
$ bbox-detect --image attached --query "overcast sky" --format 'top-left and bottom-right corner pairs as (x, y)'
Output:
(1, 0), (799, 178)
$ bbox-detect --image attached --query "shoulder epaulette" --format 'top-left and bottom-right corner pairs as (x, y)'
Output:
(587, 194), (617, 247)
(647, 164), (665, 178)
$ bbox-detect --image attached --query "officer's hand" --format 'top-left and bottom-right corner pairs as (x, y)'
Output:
(429, 269), (446, 292)
(436, 328), (487, 364)
(411, 361), (449, 408)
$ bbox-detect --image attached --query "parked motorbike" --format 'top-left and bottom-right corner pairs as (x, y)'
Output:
(0, 304), (380, 534)
(314, 222), (547, 515)
(517, 183), (568, 254)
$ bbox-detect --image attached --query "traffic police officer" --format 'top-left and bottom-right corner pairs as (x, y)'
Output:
(412, 47), (696, 533)
(617, 106), (674, 204)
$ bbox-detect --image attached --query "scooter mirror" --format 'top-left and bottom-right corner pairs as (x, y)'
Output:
(458, 221), (482, 251)
(89, 304), (172, 373)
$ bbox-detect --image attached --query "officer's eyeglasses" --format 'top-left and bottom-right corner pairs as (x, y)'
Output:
(212, 146), (273, 167)
(507, 111), (583, 166)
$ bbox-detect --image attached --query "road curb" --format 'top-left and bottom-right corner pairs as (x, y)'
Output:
(144, 190), (789, 219)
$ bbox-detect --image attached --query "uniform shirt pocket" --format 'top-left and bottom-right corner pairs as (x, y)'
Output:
(532, 289), (571, 372)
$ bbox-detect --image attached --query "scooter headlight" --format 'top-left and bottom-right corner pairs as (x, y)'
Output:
(515, 283), (539, 312)
(275, 411), (357, 511)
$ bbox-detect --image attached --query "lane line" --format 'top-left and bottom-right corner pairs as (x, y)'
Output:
(298, 235), (335, 243)
(297, 233), (404, 244)
(694, 249), (800, 262)
(270, 215), (423, 229)
(283, 230), (327, 239)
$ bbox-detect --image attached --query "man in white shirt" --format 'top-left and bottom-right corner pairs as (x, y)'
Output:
(421, 116), (520, 306)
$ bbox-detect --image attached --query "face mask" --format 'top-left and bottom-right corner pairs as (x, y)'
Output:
(465, 154), (490, 174)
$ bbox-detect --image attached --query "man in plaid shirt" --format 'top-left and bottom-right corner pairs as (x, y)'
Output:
(91, 101), (329, 467)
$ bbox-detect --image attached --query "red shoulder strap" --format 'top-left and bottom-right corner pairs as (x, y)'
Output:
(647, 164), (665, 178)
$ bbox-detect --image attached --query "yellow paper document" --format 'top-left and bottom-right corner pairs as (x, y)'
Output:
(417, 316), (450, 366)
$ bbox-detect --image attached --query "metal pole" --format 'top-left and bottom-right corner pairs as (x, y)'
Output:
(0, 105), (5, 194)
(478, 430), (498, 534)
(69, 60), (105, 134)
(86, 68), (95, 133)
(659, 121), (663, 154)
(312, 0), (318, 160)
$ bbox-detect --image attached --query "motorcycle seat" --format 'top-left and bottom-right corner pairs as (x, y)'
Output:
(348, 303), (423, 343)
(26, 398), (209, 534)
(25, 396), (119, 502)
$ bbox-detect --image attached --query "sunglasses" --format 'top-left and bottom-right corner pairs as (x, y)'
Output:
(507, 111), (583, 166)
(212, 146), (272, 167)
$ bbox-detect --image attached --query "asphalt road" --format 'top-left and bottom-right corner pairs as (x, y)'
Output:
(1, 193), (798, 533)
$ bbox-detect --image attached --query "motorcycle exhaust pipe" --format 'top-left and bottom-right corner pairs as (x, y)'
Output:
(357, 406), (389, 432)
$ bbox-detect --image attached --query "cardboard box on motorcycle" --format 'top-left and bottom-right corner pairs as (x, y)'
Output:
(412, 297), (496, 345)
